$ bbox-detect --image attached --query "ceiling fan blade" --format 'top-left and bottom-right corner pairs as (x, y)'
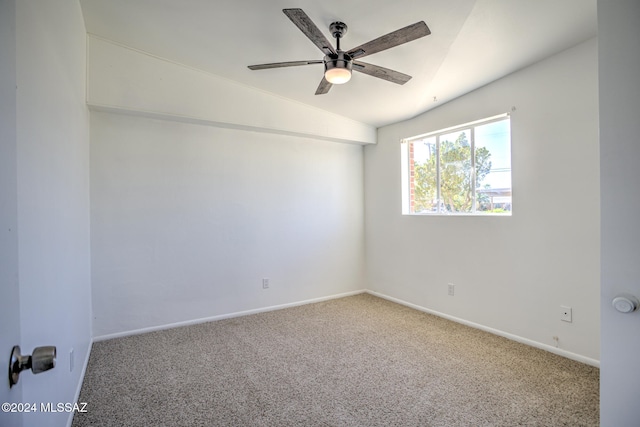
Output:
(353, 61), (412, 85)
(347, 21), (431, 60)
(315, 77), (332, 95)
(283, 9), (336, 56)
(248, 60), (323, 70)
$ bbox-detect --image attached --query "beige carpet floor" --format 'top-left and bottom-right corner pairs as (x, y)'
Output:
(72, 293), (599, 426)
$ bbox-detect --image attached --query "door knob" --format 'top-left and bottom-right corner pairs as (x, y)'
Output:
(612, 295), (639, 314)
(8, 345), (56, 388)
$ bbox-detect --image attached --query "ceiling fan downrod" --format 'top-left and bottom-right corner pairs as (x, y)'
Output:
(329, 21), (347, 51)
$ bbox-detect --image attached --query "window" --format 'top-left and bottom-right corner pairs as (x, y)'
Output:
(401, 114), (512, 215)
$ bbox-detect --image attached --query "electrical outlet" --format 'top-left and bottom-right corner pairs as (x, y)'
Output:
(262, 278), (270, 289)
(447, 283), (455, 296)
(560, 306), (572, 322)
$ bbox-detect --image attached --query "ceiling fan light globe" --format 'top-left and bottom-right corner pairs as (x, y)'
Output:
(324, 52), (353, 85)
(325, 67), (352, 84)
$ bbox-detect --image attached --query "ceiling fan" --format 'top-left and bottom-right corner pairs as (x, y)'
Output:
(248, 8), (431, 95)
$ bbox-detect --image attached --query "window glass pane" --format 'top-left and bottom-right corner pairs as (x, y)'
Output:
(475, 120), (512, 213)
(439, 130), (472, 213)
(410, 137), (437, 213)
(401, 114), (511, 216)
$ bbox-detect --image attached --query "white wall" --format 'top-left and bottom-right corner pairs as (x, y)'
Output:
(364, 39), (600, 363)
(13, 1), (92, 427)
(87, 37), (367, 338)
(598, 1), (640, 425)
(90, 112), (365, 338)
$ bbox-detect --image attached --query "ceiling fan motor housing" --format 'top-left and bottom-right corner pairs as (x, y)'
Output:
(324, 51), (353, 73)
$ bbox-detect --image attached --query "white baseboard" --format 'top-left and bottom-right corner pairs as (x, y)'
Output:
(66, 340), (94, 427)
(91, 288), (599, 368)
(93, 289), (367, 342)
(366, 290), (600, 368)
(69, 288), (598, 426)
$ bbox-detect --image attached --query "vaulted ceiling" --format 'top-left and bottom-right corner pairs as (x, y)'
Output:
(79, 0), (596, 128)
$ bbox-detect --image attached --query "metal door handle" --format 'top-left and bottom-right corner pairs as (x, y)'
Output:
(8, 345), (56, 388)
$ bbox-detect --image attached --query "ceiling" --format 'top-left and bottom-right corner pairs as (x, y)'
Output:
(79, 0), (596, 128)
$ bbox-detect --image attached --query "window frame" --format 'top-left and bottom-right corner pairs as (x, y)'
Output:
(401, 113), (512, 216)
